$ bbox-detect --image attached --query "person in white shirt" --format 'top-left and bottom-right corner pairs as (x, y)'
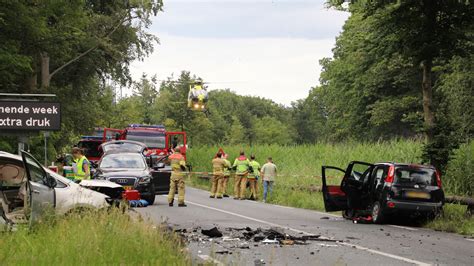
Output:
(260, 157), (277, 203)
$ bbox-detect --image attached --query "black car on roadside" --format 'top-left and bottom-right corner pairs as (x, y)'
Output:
(98, 140), (171, 195)
(322, 161), (445, 223)
(94, 151), (156, 204)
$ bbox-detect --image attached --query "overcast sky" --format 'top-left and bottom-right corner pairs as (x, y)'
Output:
(130, 0), (350, 105)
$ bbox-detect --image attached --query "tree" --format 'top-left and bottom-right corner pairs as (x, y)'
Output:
(226, 117), (246, 145)
(0, 0), (162, 91)
(254, 116), (292, 145)
(135, 74), (158, 124)
(329, 0), (473, 142)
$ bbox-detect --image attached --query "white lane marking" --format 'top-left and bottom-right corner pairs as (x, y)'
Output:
(198, 255), (224, 266)
(389, 225), (418, 231)
(466, 238), (474, 242)
(185, 200), (430, 266)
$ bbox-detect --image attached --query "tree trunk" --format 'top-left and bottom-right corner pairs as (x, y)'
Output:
(40, 52), (50, 89)
(421, 59), (435, 142)
(25, 73), (37, 92)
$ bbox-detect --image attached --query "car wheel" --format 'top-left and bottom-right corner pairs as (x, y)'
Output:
(372, 201), (385, 224)
(143, 185), (156, 205)
(342, 209), (355, 220)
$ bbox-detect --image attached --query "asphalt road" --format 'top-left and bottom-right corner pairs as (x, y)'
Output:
(137, 187), (473, 266)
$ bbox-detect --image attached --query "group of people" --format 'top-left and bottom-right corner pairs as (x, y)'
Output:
(211, 151), (277, 203)
(167, 149), (277, 208)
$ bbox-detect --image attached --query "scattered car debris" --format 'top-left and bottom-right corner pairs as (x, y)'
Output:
(352, 215), (373, 224)
(201, 227), (223, 238)
(179, 226), (341, 248)
(262, 239), (279, 244)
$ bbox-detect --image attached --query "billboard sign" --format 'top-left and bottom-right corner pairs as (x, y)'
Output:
(0, 101), (61, 131)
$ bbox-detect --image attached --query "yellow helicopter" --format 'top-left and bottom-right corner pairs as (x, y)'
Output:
(187, 80), (209, 111)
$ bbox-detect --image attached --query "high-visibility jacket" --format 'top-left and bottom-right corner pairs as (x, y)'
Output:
(169, 152), (186, 172)
(233, 156), (250, 175)
(73, 155), (90, 180)
(249, 160), (261, 179)
(223, 159), (231, 176)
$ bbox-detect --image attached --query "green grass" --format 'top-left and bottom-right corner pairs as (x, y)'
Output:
(0, 209), (190, 265)
(187, 140), (474, 235)
(427, 204), (474, 235)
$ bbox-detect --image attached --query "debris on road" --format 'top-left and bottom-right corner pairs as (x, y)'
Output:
(262, 239), (279, 244)
(201, 227), (223, 238)
(179, 226), (341, 250)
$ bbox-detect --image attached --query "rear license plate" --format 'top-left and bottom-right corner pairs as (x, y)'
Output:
(405, 191), (431, 199)
(123, 186), (133, 191)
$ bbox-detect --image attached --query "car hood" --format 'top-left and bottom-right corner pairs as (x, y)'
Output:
(98, 168), (149, 178)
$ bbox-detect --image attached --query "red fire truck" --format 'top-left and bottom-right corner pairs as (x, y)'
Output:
(103, 124), (187, 159)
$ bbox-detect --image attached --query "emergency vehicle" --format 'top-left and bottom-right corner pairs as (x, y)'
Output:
(103, 124), (187, 159)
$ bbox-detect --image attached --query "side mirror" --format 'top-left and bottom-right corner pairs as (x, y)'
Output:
(46, 175), (57, 188)
(153, 162), (166, 170)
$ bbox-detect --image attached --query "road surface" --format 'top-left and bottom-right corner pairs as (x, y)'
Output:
(137, 187), (473, 266)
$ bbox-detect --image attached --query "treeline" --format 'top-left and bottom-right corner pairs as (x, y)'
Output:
(101, 72), (295, 146)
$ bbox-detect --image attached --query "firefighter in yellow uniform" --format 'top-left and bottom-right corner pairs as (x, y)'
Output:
(167, 148), (187, 207)
(233, 151), (250, 200)
(210, 152), (231, 198)
(248, 155), (261, 200)
(222, 154), (232, 197)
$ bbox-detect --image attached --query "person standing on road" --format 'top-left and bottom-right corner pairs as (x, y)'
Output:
(71, 147), (90, 182)
(210, 152), (230, 199)
(248, 155), (261, 200)
(261, 157), (277, 203)
(167, 147), (187, 207)
(233, 151), (250, 200)
(222, 153), (232, 197)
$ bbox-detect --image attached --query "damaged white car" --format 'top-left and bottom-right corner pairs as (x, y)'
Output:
(0, 151), (121, 226)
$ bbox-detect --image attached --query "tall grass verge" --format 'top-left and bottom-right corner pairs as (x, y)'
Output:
(426, 204), (474, 235)
(0, 209), (189, 265)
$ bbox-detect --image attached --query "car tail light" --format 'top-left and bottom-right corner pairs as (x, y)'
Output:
(385, 165), (395, 185)
(435, 170), (442, 188)
(387, 202), (395, 208)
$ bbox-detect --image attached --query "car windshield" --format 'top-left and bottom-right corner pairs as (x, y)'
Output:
(100, 154), (146, 169)
(126, 132), (165, 149)
(102, 142), (145, 153)
(395, 166), (436, 186)
(78, 141), (102, 158)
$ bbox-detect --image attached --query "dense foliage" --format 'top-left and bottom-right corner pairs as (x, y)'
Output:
(0, 0), (162, 159)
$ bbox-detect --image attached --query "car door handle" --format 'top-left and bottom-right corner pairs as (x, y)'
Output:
(32, 190), (40, 194)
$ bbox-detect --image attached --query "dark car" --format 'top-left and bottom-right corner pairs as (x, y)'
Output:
(99, 140), (172, 195)
(94, 151), (156, 205)
(321, 161), (444, 223)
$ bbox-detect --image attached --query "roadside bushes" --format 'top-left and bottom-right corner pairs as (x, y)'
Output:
(443, 141), (474, 196)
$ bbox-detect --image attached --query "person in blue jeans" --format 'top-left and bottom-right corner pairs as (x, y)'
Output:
(260, 157), (277, 203)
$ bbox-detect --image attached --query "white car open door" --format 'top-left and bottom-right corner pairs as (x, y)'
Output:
(21, 151), (56, 222)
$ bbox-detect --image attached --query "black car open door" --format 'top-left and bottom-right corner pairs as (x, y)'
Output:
(341, 161), (374, 209)
(321, 166), (348, 212)
(21, 151), (56, 222)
